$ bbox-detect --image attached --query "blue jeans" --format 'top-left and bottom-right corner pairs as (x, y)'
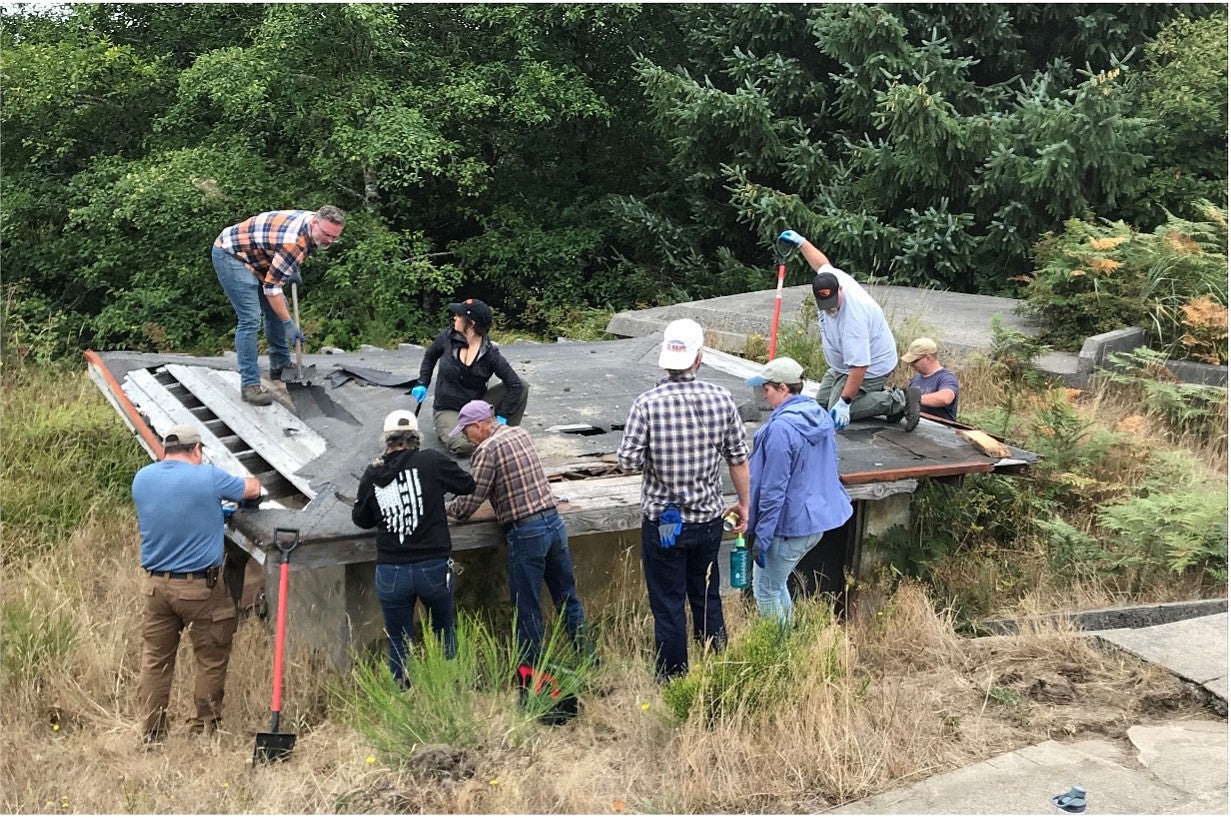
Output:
(640, 516), (727, 680)
(505, 511), (589, 665)
(752, 532), (824, 626)
(212, 246), (291, 388)
(374, 559), (456, 687)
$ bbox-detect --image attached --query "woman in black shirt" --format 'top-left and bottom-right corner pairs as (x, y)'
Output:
(410, 298), (529, 457)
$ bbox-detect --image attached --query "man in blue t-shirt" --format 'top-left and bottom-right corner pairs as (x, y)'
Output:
(901, 337), (960, 422)
(131, 424), (261, 745)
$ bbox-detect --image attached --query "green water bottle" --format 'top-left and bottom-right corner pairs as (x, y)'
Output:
(730, 533), (750, 590)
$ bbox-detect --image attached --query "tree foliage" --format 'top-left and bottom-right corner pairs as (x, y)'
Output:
(1, 3), (1225, 355)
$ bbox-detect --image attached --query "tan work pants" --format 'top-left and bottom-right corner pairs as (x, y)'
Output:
(137, 573), (237, 736)
(433, 381), (531, 457)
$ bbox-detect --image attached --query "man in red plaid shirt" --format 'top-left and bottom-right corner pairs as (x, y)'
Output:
(212, 206), (345, 405)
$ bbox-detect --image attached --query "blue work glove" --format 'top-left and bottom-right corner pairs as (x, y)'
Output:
(283, 319), (306, 348)
(755, 544), (767, 569)
(410, 385), (428, 403)
(286, 270), (302, 286)
(830, 399), (851, 430)
(496, 415), (507, 425)
(657, 505), (682, 549)
(777, 229), (805, 248)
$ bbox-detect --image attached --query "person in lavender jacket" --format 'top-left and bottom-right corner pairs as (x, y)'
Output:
(745, 357), (853, 626)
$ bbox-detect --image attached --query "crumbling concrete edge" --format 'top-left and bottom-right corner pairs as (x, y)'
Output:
(978, 598), (1228, 636)
(1086, 634), (1229, 716)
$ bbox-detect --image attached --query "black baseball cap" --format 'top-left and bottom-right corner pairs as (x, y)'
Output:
(812, 272), (840, 310)
(448, 298), (493, 329)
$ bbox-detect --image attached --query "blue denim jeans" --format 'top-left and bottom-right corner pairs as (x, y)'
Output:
(504, 511), (589, 664)
(212, 245), (291, 388)
(752, 532), (824, 626)
(640, 516), (727, 680)
(374, 559), (456, 687)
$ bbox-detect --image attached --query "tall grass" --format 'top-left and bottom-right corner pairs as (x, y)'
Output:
(341, 612), (597, 760)
(2, 360), (148, 562)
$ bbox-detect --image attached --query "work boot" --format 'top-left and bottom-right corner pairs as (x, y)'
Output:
(269, 366), (285, 382)
(241, 384), (274, 406)
(903, 386), (921, 432)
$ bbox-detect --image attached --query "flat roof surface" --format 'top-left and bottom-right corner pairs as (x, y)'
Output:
(88, 338), (1037, 565)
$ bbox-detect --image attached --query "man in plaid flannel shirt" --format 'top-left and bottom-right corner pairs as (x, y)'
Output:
(445, 399), (592, 666)
(212, 205), (345, 405)
(617, 318), (751, 680)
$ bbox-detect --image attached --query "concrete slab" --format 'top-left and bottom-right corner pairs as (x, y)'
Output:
(605, 283), (1036, 361)
(827, 719), (1228, 815)
(1092, 613), (1229, 703)
(1128, 720), (1229, 797)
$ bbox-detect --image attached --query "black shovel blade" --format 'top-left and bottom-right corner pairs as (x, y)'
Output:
(253, 731), (297, 764)
(283, 364), (318, 387)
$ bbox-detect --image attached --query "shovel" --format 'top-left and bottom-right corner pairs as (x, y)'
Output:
(253, 528), (299, 764)
(283, 282), (317, 386)
(767, 237), (793, 359)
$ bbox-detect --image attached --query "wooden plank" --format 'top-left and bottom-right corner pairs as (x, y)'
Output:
(86, 356), (161, 461)
(165, 364), (326, 497)
(125, 368), (254, 478)
(842, 461), (994, 484)
(956, 429), (1012, 458)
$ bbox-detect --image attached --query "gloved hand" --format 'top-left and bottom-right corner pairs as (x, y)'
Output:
(410, 385), (428, 403)
(657, 505), (682, 549)
(755, 544), (767, 569)
(283, 319), (306, 348)
(830, 399), (851, 430)
(777, 229), (805, 248)
(286, 270), (302, 286)
(496, 415), (507, 425)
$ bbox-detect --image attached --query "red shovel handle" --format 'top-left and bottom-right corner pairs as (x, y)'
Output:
(271, 557), (290, 712)
(768, 260), (786, 360)
(269, 529), (298, 714)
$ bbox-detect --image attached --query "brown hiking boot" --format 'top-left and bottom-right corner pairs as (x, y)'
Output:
(903, 386), (922, 432)
(241, 384), (273, 406)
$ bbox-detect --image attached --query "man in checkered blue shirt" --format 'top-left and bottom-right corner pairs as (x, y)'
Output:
(617, 318), (751, 681)
(212, 205), (345, 405)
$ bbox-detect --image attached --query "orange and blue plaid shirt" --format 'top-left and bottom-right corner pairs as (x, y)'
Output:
(214, 210), (316, 286)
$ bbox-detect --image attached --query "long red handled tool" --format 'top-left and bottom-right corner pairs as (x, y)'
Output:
(767, 239), (792, 359)
(253, 528), (299, 764)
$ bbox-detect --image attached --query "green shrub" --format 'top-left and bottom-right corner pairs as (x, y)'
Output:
(1100, 347), (1228, 452)
(662, 605), (839, 725)
(1096, 452), (1228, 583)
(1023, 203), (1228, 353)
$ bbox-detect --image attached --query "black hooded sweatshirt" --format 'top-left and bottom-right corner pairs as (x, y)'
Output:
(352, 447), (476, 564)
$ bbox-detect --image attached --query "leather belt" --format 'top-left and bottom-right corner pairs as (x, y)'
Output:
(512, 508), (558, 527)
(146, 567), (218, 581)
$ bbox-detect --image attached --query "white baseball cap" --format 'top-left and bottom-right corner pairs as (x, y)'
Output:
(658, 319), (705, 369)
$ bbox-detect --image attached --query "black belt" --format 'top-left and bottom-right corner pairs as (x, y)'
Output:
(512, 508), (558, 527)
(146, 568), (216, 581)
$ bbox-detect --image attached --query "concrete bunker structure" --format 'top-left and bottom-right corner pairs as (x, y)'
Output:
(87, 333), (1038, 666)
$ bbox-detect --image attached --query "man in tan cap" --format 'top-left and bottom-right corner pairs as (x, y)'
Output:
(131, 424), (262, 745)
(901, 337), (960, 422)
